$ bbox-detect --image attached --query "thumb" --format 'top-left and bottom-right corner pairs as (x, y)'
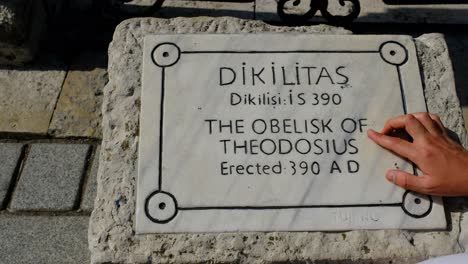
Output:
(385, 169), (426, 193)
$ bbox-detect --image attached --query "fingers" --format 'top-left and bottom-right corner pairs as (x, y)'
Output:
(381, 113), (445, 137)
(414, 113), (442, 136)
(428, 114), (448, 136)
(367, 129), (416, 160)
(385, 169), (427, 193)
(381, 114), (428, 138)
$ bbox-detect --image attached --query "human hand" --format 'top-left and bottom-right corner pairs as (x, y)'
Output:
(367, 112), (468, 197)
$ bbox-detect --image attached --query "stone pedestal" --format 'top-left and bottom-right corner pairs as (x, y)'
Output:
(89, 17), (467, 263)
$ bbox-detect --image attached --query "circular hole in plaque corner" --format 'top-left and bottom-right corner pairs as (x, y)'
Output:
(145, 191), (178, 223)
(402, 191), (432, 218)
(151, 43), (181, 67)
(379, 41), (408, 66)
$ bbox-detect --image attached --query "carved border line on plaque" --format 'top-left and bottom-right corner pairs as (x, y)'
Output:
(144, 41), (433, 224)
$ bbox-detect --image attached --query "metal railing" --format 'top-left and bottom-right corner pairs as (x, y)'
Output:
(103, 0), (361, 25)
(277, 0), (360, 25)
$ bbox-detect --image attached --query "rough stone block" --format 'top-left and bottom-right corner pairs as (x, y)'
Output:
(0, 54), (67, 134)
(0, 143), (24, 207)
(416, 33), (468, 148)
(49, 52), (107, 138)
(0, 215), (89, 263)
(89, 17), (467, 263)
(444, 35), (468, 131)
(0, 0), (46, 65)
(81, 145), (100, 212)
(10, 143), (91, 211)
(464, 107), (468, 131)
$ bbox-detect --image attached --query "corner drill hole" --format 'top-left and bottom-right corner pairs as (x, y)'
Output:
(162, 52), (169, 57)
(414, 198), (421, 205)
(390, 50), (396, 56)
(159, 202), (166, 210)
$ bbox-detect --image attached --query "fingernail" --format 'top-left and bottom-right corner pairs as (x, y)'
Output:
(386, 170), (397, 182)
(367, 129), (376, 136)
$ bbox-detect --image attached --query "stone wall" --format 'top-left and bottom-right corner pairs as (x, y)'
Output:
(89, 16), (468, 263)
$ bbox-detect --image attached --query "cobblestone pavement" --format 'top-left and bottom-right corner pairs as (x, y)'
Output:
(0, 141), (99, 263)
(0, 4), (107, 254)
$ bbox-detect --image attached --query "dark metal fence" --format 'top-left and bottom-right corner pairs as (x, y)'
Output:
(102, 0), (468, 25)
(103, 0), (361, 25)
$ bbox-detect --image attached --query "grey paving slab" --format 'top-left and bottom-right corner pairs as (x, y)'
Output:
(10, 143), (91, 211)
(0, 215), (90, 264)
(0, 143), (23, 207)
(81, 145), (100, 212)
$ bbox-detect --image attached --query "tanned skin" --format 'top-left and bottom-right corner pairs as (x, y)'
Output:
(368, 112), (468, 197)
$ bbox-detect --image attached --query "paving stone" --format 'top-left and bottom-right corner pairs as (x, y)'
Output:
(0, 143), (23, 207)
(256, 0), (468, 24)
(0, 53), (67, 134)
(49, 52), (107, 138)
(0, 0), (46, 65)
(10, 143), (91, 211)
(81, 145), (100, 212)
(0, 215), (89, 264)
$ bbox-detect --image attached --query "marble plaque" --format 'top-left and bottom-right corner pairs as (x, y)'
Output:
(137, 34), (446, 233)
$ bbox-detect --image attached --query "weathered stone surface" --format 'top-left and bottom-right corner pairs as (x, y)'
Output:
(0, 0), (46, 65)
(0, 54), (67, 134)
(0, 215), (89, 263)
(415, 34), (468, 149)
(90, 17), (466, 263)
(10, 143), (90, 211)
(416, 35), (468, 251)
(444, 34), (468, 131)
(256, 0), (468, 24)
(464, 107), (468, 130)
(0, 143), (23, 207)
(81, 145), (100, 212)
(49, 52), (107, 138)
(156, 0), (254, 19)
